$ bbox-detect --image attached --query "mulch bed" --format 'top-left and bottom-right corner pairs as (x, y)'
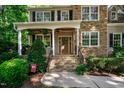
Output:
(21, 73), (46, 88)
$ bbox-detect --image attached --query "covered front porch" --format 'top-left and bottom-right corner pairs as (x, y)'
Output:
(14, 20), (81, 56)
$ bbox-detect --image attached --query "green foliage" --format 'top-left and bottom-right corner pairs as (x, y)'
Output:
(28, 39), (46, 72)
(86, 56), (124, 73)
(0, 51), (19, 64)
(0, 58), (29, 88)
(117, 64), (124, 74)
(111, 46), (124, 57)
(0, 5), (28, 44)
(76, 64), (87, 75)
(0, 39), (20, 64)
(86, 57), (99, 71)
(105, 57), (124, 72)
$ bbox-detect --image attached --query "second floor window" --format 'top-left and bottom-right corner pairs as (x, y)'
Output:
(44, 12), (51, 21)
(36, 12), (43, 21)
(61, 11), (69, 21)
(36, 11), (51, 22)
(81, 6), (99, 21)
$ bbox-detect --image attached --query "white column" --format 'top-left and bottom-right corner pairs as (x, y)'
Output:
(76, 28), (79, 55)
(52, 29), (55, 56)
(18, 30), (22, 56)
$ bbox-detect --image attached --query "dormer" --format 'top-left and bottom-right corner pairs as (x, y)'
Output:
(108, 5), (124, 23)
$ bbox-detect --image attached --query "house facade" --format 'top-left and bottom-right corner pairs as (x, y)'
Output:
(14, 5), (124, 57)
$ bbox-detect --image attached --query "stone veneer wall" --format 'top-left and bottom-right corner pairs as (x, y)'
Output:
(78, 5), (108, 57)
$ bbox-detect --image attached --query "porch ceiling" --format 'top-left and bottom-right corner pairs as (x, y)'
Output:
(14, 20), (81, 31)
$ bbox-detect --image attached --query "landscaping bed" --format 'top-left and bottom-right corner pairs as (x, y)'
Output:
(21, 73), (59, 88)
(21, 73), (45, 88)
(76, 46), (124, 76)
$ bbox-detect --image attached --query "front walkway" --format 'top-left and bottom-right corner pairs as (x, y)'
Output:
(41, 72), (124, 88)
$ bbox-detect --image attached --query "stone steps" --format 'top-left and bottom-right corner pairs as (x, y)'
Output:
(48, 55), (79, 72)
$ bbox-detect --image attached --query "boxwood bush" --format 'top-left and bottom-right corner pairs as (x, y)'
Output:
(76, 64), (87, 75)
(0, 58), (29, 88)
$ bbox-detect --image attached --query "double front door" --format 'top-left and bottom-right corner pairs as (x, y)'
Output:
(58, 36), (72, 55)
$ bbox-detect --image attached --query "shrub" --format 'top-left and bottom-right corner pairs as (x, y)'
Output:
(0, 58), (29, 88)
(0, 39), (22, 64)
(86, 56), (124, 73)
(86, 56), (101, 71)
(28, 39), (46, 72)
(0, 51), (19, 64)
(117, 64), (124, 73)
(105, 57), (124, 72)
(76, 64), (87, 75)
(111, 46), (124, 57)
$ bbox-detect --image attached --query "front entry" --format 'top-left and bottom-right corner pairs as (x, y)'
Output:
(58, 36), (72, 55)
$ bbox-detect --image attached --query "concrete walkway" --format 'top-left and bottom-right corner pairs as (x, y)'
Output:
(41, 72), (124, 88)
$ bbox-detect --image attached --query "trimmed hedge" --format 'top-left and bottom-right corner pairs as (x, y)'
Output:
(0, 59), (29, 88)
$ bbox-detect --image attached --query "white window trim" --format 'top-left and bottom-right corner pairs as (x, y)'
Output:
(35, 11), (51, 22)
(111, 11), (118, 21)
(61, 10), (69, 21)
(81, 31), (100, 47)
(35, 34), (44, 41)
(81, 5), (100, 21)
(113, 33), (122, 47)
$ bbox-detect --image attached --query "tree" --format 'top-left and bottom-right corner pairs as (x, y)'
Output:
(0, 5), (28, 44)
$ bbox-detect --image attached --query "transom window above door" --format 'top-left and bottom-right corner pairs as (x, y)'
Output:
(81, 6), (99, 21)
(36, 11), (51, 22)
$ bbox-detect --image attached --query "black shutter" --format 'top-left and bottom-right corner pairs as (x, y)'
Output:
(109, 33), (113, 47)
(32, 11), (35, 22)
(69, 10), (73, 20)
(32, 35), (35, 43)
(57, 11), (61, 21)
(122, 33), (124, 46)
(51, 11), (55, 21)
